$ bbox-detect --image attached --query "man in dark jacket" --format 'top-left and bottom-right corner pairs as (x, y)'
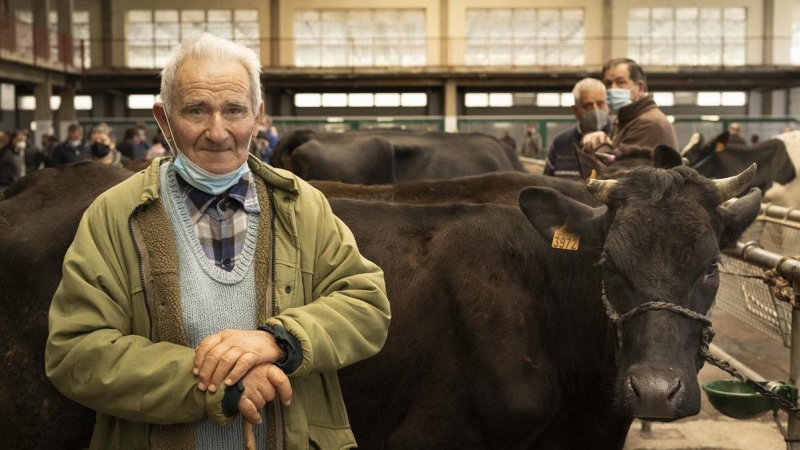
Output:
(51, 123), (90, 166)
(544, 78), (611, 178)
(0, 130), (27, 191)
(583, 58), (678, 154)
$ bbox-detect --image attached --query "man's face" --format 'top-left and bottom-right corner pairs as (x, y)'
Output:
(729, 124), (741, 136)
(603, 63), (644, 102)
(573, 87), (609, 120)
(155, 57), (260, 175)
(68, 129), (83, 141)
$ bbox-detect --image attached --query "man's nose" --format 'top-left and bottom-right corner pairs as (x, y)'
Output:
(205, 114), (228, 142)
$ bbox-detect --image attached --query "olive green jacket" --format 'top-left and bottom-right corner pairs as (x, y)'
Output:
(45, 156), (391, 450)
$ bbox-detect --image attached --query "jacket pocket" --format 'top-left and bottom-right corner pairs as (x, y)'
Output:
(274, 260), (300, 310)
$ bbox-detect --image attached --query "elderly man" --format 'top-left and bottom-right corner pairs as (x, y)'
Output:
(46, 33), (391, 450)
(583, 58), (678, 154)
(544, 77), (610, 178)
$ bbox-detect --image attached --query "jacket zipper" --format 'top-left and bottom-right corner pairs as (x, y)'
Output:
(128, 203), (160, 449)
(269, 187), (287, 450)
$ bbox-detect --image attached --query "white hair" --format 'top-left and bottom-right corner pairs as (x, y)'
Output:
(159, 33), (262, 116)
(572, 78), (606, 104)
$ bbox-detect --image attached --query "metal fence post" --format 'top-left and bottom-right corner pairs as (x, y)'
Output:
(790, 275), (800, 449)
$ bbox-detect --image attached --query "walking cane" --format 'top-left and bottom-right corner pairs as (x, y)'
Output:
(243, 420), (256, 450)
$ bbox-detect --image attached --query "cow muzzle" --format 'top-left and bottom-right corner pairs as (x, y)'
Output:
(621, 365), (700, 420)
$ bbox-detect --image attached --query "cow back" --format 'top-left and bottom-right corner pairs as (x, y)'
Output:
(0, 162), (132, 449)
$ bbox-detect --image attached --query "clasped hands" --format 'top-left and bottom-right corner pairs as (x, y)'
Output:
(194, 329), (293, 424)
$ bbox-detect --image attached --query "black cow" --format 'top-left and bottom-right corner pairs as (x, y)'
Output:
(1, 163), (760, 449)
(309, 145), (683, 207)
(681, 131), (795, 193)
(311, 171), (602, 207)
(332, 165), (760, 449)
(577, 144), (685, 180)
(271, 129), (525, 184)
(0, 163), (132, 449)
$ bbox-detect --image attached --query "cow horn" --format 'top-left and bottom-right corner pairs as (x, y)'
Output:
(713, 163), (757, 203)
(586, 178), (618, 203)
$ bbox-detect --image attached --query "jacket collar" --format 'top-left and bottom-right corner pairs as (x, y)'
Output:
(617, 95), (657, 127)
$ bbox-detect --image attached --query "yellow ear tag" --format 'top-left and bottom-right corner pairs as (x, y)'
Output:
(715, 142), (725, 153)
(552, 226), (580, 251)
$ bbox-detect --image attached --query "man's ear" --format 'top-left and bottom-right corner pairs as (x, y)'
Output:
(519, 187), (609, 249)
(253, 101), (265, 138)
(152, 102), (171, 142)
(717, 188), (762, 249)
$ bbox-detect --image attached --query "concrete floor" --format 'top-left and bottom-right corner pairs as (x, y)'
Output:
(624, 309), (793, 450)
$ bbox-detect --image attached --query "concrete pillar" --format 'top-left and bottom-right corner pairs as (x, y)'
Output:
(747, 90), (762, 117)
(57, 0), (74, 66)
(31, 0), (50, 62)
(602, 0), (613, 64)
(269, 0), (279, 67)
(439, 0), (448, 66)
(772, 90), (787, 117)
(444, 80), (458, 132)
(33, 78), (53, 145)
(763, 0), (774, 65)
(58, 84), (77, 138)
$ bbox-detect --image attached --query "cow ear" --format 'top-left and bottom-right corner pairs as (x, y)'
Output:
(717, 188), (761, 249)
(653, 145), (683, 168)
(519, 187), (609, 249)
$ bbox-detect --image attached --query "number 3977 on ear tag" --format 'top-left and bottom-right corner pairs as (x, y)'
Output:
(552, 226), (580, 251)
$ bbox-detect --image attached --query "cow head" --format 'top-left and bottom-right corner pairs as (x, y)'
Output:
(681, 131), (730, 169)
(519, 164), (760, 421)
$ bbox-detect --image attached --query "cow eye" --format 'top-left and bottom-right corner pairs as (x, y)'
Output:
(705, 260), (719, 278)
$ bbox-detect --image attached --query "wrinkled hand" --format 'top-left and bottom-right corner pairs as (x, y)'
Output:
(581, 131), (611, 153)
(194, 329), (284, 393)
(238, 363), (293, 425)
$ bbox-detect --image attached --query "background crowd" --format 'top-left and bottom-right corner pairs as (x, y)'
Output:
(0, 114), (280, 192)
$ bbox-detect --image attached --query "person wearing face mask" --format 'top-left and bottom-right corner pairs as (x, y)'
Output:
(51, 123), (90, 166)
(46, 33), (390, 450)
(0, 129), (27, 191)
(582, 58), (678, 154)
(543, 78), (611, 178)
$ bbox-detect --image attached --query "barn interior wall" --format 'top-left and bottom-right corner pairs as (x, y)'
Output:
(609, 0), (764, 65)
(772, 0), (799, 65)
(789, 88), (800, 120)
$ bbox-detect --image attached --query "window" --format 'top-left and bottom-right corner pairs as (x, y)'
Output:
(294, 92), (427, 108)
(294, 9), (426, 67)
(18, 95), (93, 111)
(627, 7), (746, 66)
(72, 11), (91, 68)
(465, 92), (574, 107)
(695, 91), (747, 106)
(653, 92), (675, 106)
(127, 94), (158, 109)
(126, 9), (260, 68)
(466, 8), (584, 66)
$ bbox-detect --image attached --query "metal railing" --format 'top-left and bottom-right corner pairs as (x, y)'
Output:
(716, 202), (800, 447)
(0, 13), (85, 72)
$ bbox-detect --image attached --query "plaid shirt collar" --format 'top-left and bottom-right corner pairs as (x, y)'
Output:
(173, 169), (261, 224)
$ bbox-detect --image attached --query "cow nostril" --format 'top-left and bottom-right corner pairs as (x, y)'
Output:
(667, 378), (682, 402)
(629, 375), (642, 399)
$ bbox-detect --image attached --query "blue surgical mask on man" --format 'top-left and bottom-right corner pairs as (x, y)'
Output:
(161, 113), (251, 195)
(606, 88), (632, 113)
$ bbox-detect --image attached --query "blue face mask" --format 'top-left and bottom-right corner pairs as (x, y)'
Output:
(606, 88), (632, 113)
(161, 114), (251, 195)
